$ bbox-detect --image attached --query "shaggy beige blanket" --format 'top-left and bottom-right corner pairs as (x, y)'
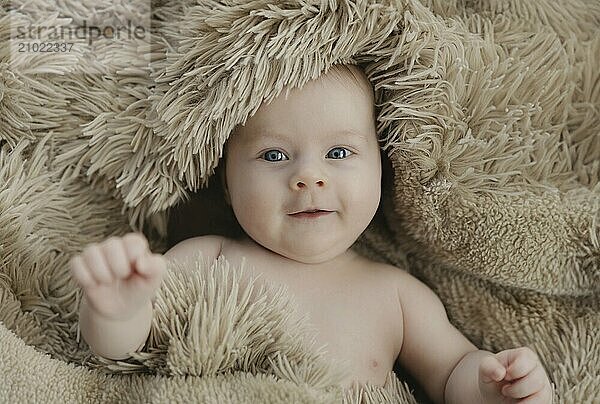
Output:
(1, 0), (598, 402)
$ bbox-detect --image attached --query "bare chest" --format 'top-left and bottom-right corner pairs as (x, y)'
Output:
(220, 238), (403, 387)
(291, 279), (402, 387)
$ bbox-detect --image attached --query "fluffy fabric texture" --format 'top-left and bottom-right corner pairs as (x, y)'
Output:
(0, 0), (598, 402)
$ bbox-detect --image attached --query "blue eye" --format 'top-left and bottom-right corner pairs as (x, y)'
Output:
(262, 150), (288, 162)
(327, 147), (353, 159)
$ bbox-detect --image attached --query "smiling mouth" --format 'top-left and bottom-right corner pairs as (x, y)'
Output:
(289, 210), (334, 219)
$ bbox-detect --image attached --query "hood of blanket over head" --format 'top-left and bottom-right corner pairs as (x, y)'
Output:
(108, 0), (599, 296)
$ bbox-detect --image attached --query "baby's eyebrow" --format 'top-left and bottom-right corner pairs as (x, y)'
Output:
(247, 131), (289, 144)
(338, 130), (370, 143)
(330, 129), (369, 143)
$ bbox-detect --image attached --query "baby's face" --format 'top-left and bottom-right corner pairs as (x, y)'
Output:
(225, 71), (381, 264)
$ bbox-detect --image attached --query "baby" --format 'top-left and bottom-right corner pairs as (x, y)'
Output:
(70, 64), (553, 403)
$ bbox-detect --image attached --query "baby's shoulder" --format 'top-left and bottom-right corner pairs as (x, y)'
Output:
(377, 265), (448, 325)
(360, 259), (441, 308)
(164, 234), (225, 263)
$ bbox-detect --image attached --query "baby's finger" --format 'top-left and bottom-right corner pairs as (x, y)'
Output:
(82, 244), (114, 284)
(101, 237), (130, 279)
(501, 365), (545, 399)
(125, 255), (166, 301)
(518, 384), (554, 404)
(479, 354), (506, 383)
(478, 354), (507, 400)
(70, 256), (96, 288)
(136, 254), (166, 279)
(122, 232), (150, 266)
(501, 347), (539, 381)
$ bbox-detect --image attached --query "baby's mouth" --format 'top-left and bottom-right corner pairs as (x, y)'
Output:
(289, 209), (334, 219)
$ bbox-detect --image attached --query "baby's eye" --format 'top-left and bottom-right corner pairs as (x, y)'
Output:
(327, 147), (353, 159)
(261, 149), (288, 162)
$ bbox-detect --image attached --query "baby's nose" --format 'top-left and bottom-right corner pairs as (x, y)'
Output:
(290, 175), (326, 190)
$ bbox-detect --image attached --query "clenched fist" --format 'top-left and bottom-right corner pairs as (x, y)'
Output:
(479, 347), (553, 403)
(70, 233), (166, 321)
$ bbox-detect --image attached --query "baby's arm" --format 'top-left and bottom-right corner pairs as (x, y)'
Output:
(70, 233), (224, 360)
(70, 233), (166, 359)
(394, 270), (552, 404)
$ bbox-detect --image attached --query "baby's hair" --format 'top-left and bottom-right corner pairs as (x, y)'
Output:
(309, 63), (377, 126)
(320, 63), (375, 103)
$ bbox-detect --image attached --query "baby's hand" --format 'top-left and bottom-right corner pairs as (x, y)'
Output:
(479, 347), (553, 403)
(70, 233), (166, 321)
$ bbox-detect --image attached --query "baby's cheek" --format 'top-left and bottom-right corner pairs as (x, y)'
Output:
(232, 185), (276, 225)
(352, 172), (380, 205)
